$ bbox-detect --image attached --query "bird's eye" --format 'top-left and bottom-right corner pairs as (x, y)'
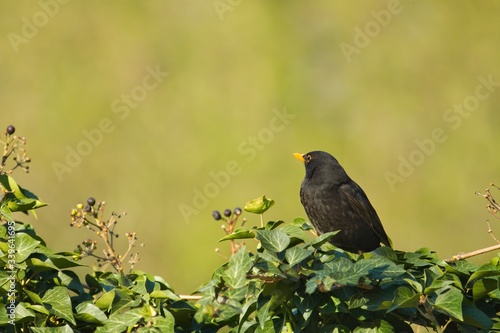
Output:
(305, 155), (312, 163)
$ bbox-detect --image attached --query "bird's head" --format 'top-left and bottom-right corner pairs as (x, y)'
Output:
(293, 151), (346, 182)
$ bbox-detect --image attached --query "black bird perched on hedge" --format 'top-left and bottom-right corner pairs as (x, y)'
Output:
(294, 151), (391, 253)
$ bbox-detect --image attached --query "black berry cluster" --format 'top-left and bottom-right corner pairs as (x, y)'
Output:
(211, 206), (246, 254)
(212, 207), (243, 222)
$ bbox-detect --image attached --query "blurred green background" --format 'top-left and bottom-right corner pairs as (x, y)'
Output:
(2, 1), (500, 294)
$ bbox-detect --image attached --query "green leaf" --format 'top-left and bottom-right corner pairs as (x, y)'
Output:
(150, 311), (175, 332)
(389, 286), (419, 312)
(461, 299), (494, 329)
(244, 195), (275, 214)
(26, 304), (50, 316)
(0, 174), (47, 217)
(292, 217), (314, 231)
(130, 274), (155, 295)
(311, 231), (339, 247)
(50, 254), (83, 269)
(0, 174), (23, 197)
(224, 246), (252, 289)
(24, 289), (43, 304)
(256, 299), (271, 330)
(15, 302), (36, 322)
(95, 307), (142, 333)
(356, 255), (406, 280)
(433, 286), (463, 321)
(42, 286), (76, 325)
(25, 257), (61, 273)
(57, 270), (85, 294)
(424, 278), (454, 295)
(7, 198), (47, 213)
(279, 224), (309, 242)
(255, 230), (290, 253)
(15, 232), (41, 263)
(263, 220), (284, 230)
(0, 205), (12, 221)
(150, 289), (181, 301)
(285, 245), (313, 267)
(446, 260), (479, 276)
(95, 289), (115, 311)
(219, 228), (255, 242)
(74, 302), (107, 325)
(467, 263), (500, 287)
(472, 277), (500, 302)
(85, 274), (103, 294)
(31, 325), (74, 333)
(353, 319), (395, 333)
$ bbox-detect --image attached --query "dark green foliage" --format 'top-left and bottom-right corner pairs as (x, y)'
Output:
(195, 219), (500, 332)
(0, 222), (184, 332)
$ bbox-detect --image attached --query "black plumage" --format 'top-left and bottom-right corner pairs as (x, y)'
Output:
(294, 151), (391, 253)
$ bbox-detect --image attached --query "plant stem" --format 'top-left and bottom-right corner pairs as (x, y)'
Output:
(445, 243), (500, 263)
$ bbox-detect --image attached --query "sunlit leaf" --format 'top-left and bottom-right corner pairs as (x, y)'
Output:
(219, 228), (255, 242)
(285, 245), (313, 267)
(42, 287), (76, 325)
(244, 195), (275, 214)
(255, 230), (290, 253)
(15, 232), (40, 263)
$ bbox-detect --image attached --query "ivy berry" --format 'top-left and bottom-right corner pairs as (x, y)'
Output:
(87, 197), (96, 206)
(212, 210), (222, 221)
(6, 125), (15, 135)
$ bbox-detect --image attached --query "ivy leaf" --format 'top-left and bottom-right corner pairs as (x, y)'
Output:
(244, 195), (275, 214)
(95, 307), (142, 333)
(311, 231), (339, 247)
(467, 263), (500, 287)
(15, 232), (41, 263)
(150, 289), (181, 301)
(224, 246), (252, 289)
(255, 230), (290, 253)
(219, 228), (255, 242)
(264, 220), (285, 230)
(285, 245), (313, 267)
(389, 286), (420, 312)
(74, 302), (107, 325)
(0, 174), (47, 218)
(24, 289), (43, 305)
(7, 198), (47, 213)
(0, 205), (12, 221)
(472, 277), (500, 302)
(461, 299), (494, 329)
(279, 224), (310, 242)
(152, 311), (175, 332)
(95, 289), (115, 311)
(31, 325), (74, 333)
(42, 286), (76, 325)
(433, 286), (464, 321)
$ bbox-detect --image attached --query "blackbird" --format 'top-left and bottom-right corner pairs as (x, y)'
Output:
(294, 151), (391, 253)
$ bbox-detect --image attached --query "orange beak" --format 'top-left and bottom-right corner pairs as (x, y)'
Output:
(293, 153), (305, 162)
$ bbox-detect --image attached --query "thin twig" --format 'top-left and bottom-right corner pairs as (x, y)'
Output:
(445, 243), (500, 263)
(178, 295), (202, 300)
(486, 220), (500, 243)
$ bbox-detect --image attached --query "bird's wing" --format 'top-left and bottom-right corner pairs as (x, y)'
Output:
(340, 182), (391, 247)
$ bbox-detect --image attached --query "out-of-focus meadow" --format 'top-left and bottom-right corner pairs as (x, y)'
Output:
(2, 1), (500, 293)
